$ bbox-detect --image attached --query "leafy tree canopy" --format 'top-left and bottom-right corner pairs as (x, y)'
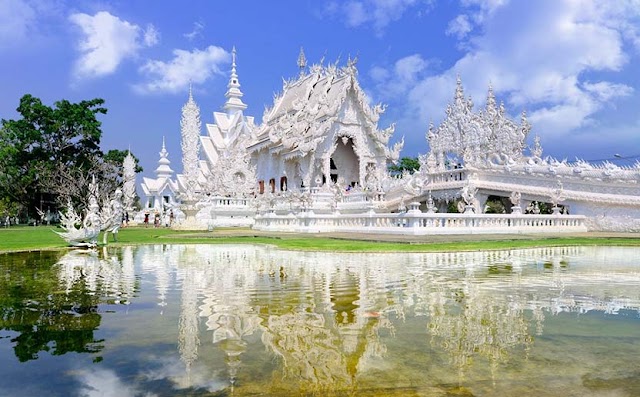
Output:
(388, 157), (421, 175)
(0, 94), (141, 219)
(0, 95), (107, 215)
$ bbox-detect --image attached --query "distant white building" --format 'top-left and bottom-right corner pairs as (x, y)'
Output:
(139, 138), (180, 215)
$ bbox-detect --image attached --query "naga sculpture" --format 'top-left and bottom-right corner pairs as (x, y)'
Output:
(55, 197), (101, 247)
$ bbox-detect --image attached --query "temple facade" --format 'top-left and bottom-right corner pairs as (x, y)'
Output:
(136, 48), (640, 233)
(248, 50), (402, 194)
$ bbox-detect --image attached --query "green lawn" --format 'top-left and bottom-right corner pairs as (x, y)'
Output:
(1, 225), (640, 253)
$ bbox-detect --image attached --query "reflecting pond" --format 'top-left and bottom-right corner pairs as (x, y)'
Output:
(1, 245), (640, 396)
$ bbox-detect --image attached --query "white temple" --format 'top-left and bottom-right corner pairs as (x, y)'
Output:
(249, 49), (402, 193)
(139, 137), (180, 216)
(137, 48), (640, 233)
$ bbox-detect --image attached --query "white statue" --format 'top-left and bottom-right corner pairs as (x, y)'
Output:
(510, 191), (522, 214)
(101, 189), (124, 244)
(426, 192), (437, 213)
(55, 197), (101, 247)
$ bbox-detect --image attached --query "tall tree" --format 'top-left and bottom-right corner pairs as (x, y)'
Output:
(0, 95), (107, 217)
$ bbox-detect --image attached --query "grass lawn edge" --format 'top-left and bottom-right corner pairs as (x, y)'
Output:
(1, 226), (640, 254)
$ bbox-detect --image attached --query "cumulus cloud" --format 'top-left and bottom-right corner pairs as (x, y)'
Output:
(0, 0), (36, 47)
(446, 14), (472, 39)
(69, 11), (158, 80)
(323, 0), (432, 35)
(135, 45), (230, 94)
(371, 54), (429, 97)
(377, 0), (638, 156)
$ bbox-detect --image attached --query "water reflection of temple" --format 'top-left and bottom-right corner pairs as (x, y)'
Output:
(56, 247), (138, 304)
(53, 245), (640, 392)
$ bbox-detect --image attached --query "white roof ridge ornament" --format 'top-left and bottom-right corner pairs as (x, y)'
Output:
(297, 46), (307, 77)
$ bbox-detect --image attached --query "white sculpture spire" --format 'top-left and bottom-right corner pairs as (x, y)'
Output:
(155, 136), (174, 179)
(297, 47), (307, 77)
(486, 82), (497, 114)
(181, 86), (202, 196)
(223, 46), (248, 115)
(122, 150), (136, 213)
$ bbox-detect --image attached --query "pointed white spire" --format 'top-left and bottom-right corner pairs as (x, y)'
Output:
(223, 46), (247, 114)
(156, 136), (174, 178)
(297, 47), (307, 77)
(181, 87), (202, 195)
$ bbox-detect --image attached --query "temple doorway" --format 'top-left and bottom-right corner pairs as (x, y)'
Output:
(330, 137), (360, 187)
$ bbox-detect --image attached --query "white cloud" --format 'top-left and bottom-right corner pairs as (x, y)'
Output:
(370, 54), (429, 99)
(69, 11), (158, 80)
(143, 24), (160, 47)
(0, 0), (38, 47)
(324, 0), (432, 35)
(135, 45), (230, 94)
(183, 21), (205, 41)
(394, 54), (428, 82)
(344, 1), (368, 27)
(446, 15), (472, 39)
(77, 368), (149, 397)
(381, 0), (639, 154)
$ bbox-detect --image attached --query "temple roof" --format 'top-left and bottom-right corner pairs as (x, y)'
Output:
(251, 59), (402, 160)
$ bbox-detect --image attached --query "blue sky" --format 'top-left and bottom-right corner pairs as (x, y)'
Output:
(1, 0), (639, 176)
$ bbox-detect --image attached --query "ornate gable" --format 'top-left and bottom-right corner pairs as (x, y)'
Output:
(253, 58), (402, 162)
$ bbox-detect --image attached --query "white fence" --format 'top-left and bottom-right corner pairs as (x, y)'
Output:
(253, 210), (587, 235)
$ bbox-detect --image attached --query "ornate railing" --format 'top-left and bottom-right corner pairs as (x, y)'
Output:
(205, 196), (252, 207)
(253, 210), (587, 235)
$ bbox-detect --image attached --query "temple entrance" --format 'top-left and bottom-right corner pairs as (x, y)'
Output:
(330, 159), (337, 184)
(330, 137), (360, 187)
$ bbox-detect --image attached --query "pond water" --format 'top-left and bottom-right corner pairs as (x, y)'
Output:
(1, 245), (639, 397)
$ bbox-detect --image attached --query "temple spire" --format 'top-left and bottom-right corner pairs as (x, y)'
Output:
(181, 86), (202, 197)
(223, 46), (247, 115)
(156, 136), (174, 178)
(297, 47), (307, 77)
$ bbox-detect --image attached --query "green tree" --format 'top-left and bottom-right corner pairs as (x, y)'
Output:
(0, 95), (107, 217)
(103, 149), (144, 176)
(388, 157), (420, 175)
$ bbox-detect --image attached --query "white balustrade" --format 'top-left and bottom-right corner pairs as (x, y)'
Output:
(253, 211), (587, 235)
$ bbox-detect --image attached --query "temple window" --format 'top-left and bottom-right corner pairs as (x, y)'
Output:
(258, 180), (265, 194)
(280, 176), (288, 191)
(269, 178), (276, 193)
